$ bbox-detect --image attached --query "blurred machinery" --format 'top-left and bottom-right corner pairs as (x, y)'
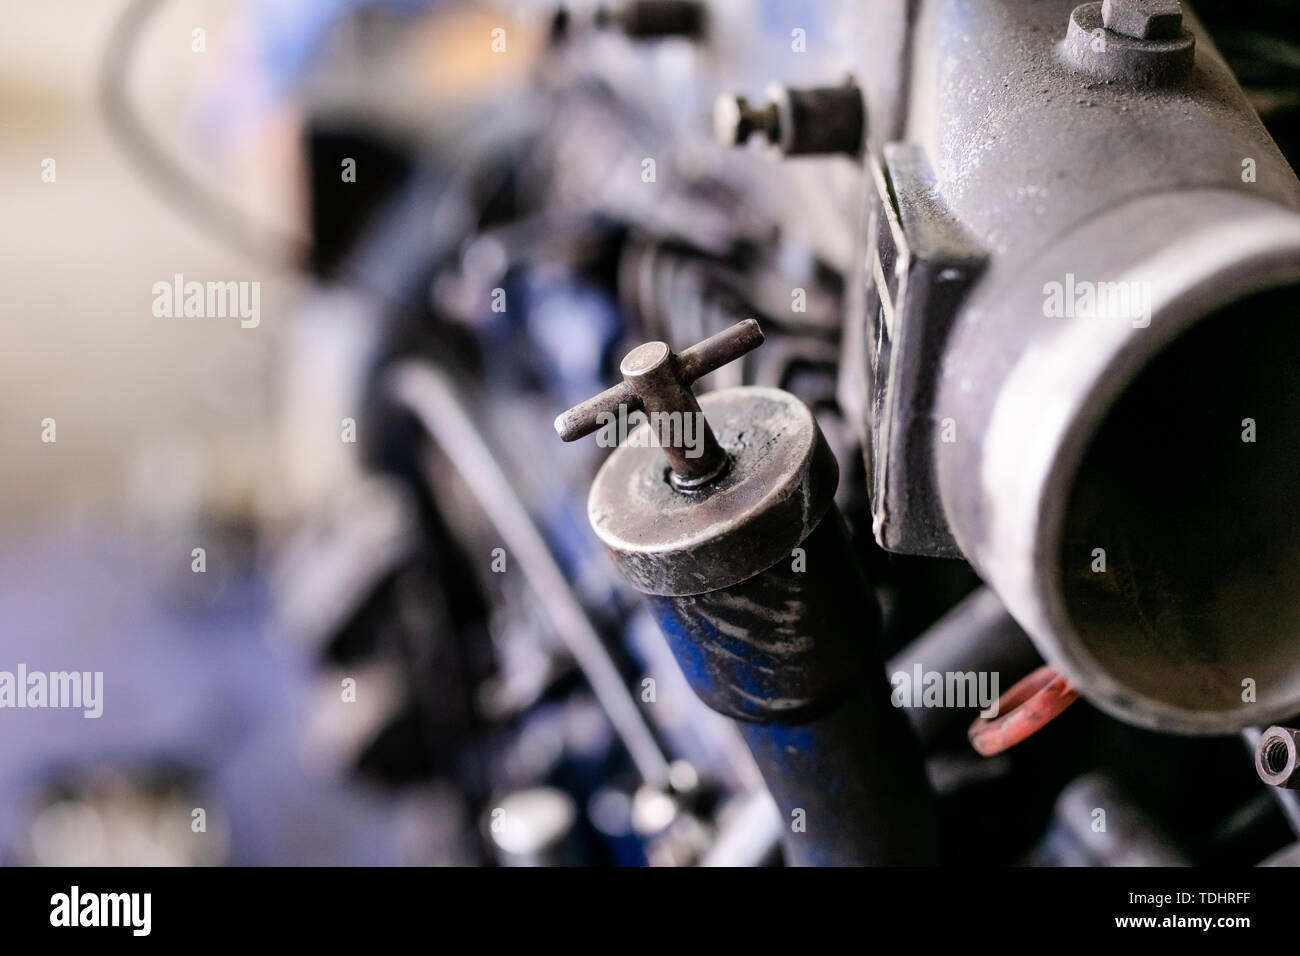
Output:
(93, 0), (1300, 865)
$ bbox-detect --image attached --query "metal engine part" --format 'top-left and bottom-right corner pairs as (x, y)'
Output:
(847, 0), (1300, 734)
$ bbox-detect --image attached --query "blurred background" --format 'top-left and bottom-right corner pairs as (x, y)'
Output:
(4, 0), (1300, 867)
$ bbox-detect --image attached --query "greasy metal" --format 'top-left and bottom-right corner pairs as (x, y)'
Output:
(648, 511), (871, 722)
(855, 0), (1300, 733)
(617, 341), (727, 488)
(713, 83), (865, 157)
(967, 666), (1079, 757)
(586, 387), (838, 596)
(1255, 725), (1300, 790)
(738, 681), (940, 866)
(566, 324), (936, 863)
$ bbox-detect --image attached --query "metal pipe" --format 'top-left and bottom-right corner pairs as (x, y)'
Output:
(646, 510), (939, 865)
(561, 325), (938, 864)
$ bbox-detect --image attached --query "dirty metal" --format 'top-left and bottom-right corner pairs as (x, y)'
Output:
(586, 387), (838, 596)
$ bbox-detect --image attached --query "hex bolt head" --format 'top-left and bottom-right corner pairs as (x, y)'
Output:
(1101, 0), (1183, 41)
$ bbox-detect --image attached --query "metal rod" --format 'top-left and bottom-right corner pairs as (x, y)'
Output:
(553, 318), (764, 443)
(388, 361), (671, 788)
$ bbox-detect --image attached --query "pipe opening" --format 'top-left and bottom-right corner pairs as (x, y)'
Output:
(1059, 283), (1300, 718)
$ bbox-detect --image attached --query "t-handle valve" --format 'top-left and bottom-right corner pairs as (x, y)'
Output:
(554, 319), (764, 489)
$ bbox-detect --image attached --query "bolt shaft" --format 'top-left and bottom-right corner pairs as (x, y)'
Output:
(555, 319), (765, 490)
(620, 342), (727, 486)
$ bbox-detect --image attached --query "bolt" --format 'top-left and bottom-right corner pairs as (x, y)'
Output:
(713, 95), (777, 147)
(1101, 0), (1183, 41)
(1255, 725), (1300, 789)
(716, 84), (865, 157)
(555, 319), (764, 490)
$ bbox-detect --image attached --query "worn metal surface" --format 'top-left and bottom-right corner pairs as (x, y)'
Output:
(861, 143), (985, 556)
(587, 387), (838, 596)
(647, 511), (872, 722)
(767, 83), (866, 157)
(570, 325), (936, 863)
(738, 683), (940, 866)
(554, 318), (764, 444)
(848, 0), (1300, 733)
(648, 509), (938, 864)
(1102, 0), (1184, 40)
(1064, 2), (1196, 84)
(618, 340), (728, 487)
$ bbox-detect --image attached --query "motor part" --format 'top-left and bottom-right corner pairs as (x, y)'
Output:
(558, 320), (937, 864)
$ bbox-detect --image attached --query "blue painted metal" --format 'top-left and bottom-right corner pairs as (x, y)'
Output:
(646, 511), (939, 865)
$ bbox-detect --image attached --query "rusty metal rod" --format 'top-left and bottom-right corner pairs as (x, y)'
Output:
(553, 319), (764, 443)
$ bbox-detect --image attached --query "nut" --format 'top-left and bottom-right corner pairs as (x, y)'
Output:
(1255, 725), (1300, 789)
(1101, 0), (1183, 41)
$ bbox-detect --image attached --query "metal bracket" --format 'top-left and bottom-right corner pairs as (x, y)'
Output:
(863, 143), (985, 557)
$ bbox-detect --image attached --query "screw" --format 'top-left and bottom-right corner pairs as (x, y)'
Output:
(1101, 0), (1183, 41)
(715, 84), (865, 157)
(1255, 725), (1300, 789)
(713, 95), (777, 148)
(555, 319), (764, 489)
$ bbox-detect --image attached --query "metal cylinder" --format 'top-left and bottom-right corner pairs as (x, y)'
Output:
(588, 386), (938, 864)
(766, 83), (865, 157)
(895, 0), (1300, 733)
